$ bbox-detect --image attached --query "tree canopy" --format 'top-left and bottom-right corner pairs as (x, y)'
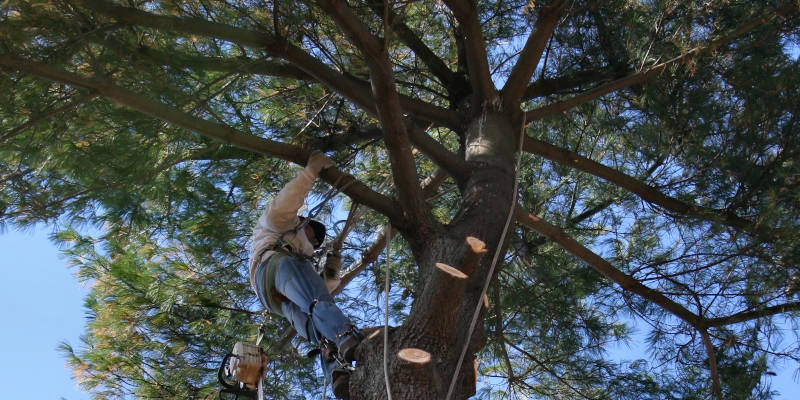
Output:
(1, 0), (799, 399)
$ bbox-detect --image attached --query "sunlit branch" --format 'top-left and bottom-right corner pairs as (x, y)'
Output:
(701, 330), (723, 400)
(705, 301), (800, 327)
(441, 0), (496, 104)
(501, 0), (566, 108)
(0, 55), (400, 222)
(317, 0), (435, 232)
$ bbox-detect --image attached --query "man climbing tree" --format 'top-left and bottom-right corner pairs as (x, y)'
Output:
(1, 0), (800, 399)
(248, 150), (361, 399)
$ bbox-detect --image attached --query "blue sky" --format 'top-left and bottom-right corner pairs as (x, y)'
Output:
(1, 223), (797, 399)
(1, 225), (90, 400)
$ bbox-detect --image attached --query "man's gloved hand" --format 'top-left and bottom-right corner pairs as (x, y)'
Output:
(322, 251), (342, 279)
(307, 151), (335, 175)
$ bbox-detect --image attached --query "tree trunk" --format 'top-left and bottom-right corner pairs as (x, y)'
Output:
(351, 112), (516, 399)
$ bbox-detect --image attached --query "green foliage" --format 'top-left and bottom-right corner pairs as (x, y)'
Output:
(2, 0), (799, 399)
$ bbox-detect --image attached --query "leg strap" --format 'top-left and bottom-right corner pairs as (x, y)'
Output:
(308, 298), (320, 316)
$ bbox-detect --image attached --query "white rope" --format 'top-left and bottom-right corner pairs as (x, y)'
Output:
(383, 224), (394, 400)
(445, 114), (527, 400)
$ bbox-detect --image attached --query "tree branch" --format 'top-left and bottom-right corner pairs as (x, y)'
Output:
(502, 335), (596, 400)
(514, 205), (703, 327)
(501, 0), (566, 108)
(442, 0), (497, 104)
(77, 0), (461, 129)
(522, 68), (627, 101)
(406, 125), (469, 184)
(524, 2), (798, 122)
(334, 168), (447, 294)
(521, 136), (756, 233)
(365, 0), (457, 88)
(1, 93), (99, 144)
(0, 55), (400, 222)
(705, 301), (800, 327)
(700, 330), (723, 400)
(313, 125), (384, 151)
(126, 44), (312, 80)
(317, 0), (434, 232)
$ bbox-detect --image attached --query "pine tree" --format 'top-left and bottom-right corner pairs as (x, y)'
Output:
(2, 1), (799, 399)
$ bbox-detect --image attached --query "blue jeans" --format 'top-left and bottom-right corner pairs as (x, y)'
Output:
(256, 254), (353, 383)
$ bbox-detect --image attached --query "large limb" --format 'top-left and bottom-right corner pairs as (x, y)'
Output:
(524, 3), (798, 122)
(501, 0), (566, 108)
(521, 136), (756, 233)
(0, 55), (400, 222)
(521, 68), (629, 101)
(513, 205), (703, 327)
(316, 0), (435, 233)
(517, 204), (800, 329)
(76, 0), (460, 129)
(705, 301), (800, 327)
(442, 0), (497, 104)
(364, 0), (457, 89)
(406, 125), (470, 184)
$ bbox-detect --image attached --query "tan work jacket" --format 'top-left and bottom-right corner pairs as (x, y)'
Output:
(247, 165), (340, 297)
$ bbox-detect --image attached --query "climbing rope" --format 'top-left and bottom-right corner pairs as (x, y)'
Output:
(383, 224), (394, 400)
(444, 113), (527, 400)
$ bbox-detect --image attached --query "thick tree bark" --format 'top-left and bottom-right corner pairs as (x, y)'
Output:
(351, 113), (516, 399)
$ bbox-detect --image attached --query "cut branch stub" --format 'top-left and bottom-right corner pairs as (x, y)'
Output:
(461, 236), (487, 277)
(435, 262), (468, 280)
(396, 347), (444, 397)
(466, 236), (487, 253)
(434, 262), (469, 302)
(397, 348), (432, 365)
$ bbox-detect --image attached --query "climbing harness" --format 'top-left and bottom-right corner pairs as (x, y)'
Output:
(445, 112), (528, 400)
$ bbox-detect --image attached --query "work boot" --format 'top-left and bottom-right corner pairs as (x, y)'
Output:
(331, 367), (350, 399)
(336, 327), (363, 363)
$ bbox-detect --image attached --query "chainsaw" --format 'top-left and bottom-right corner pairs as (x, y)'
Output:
(217, 342), (267, 399)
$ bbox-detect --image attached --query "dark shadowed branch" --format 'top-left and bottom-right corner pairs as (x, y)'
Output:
(524, 3), (798, 122)
(521, 136), (756, 233)
(514, 205), (703, 327)
(1, 93), (99, 144)
(365, 0), (457, 88)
